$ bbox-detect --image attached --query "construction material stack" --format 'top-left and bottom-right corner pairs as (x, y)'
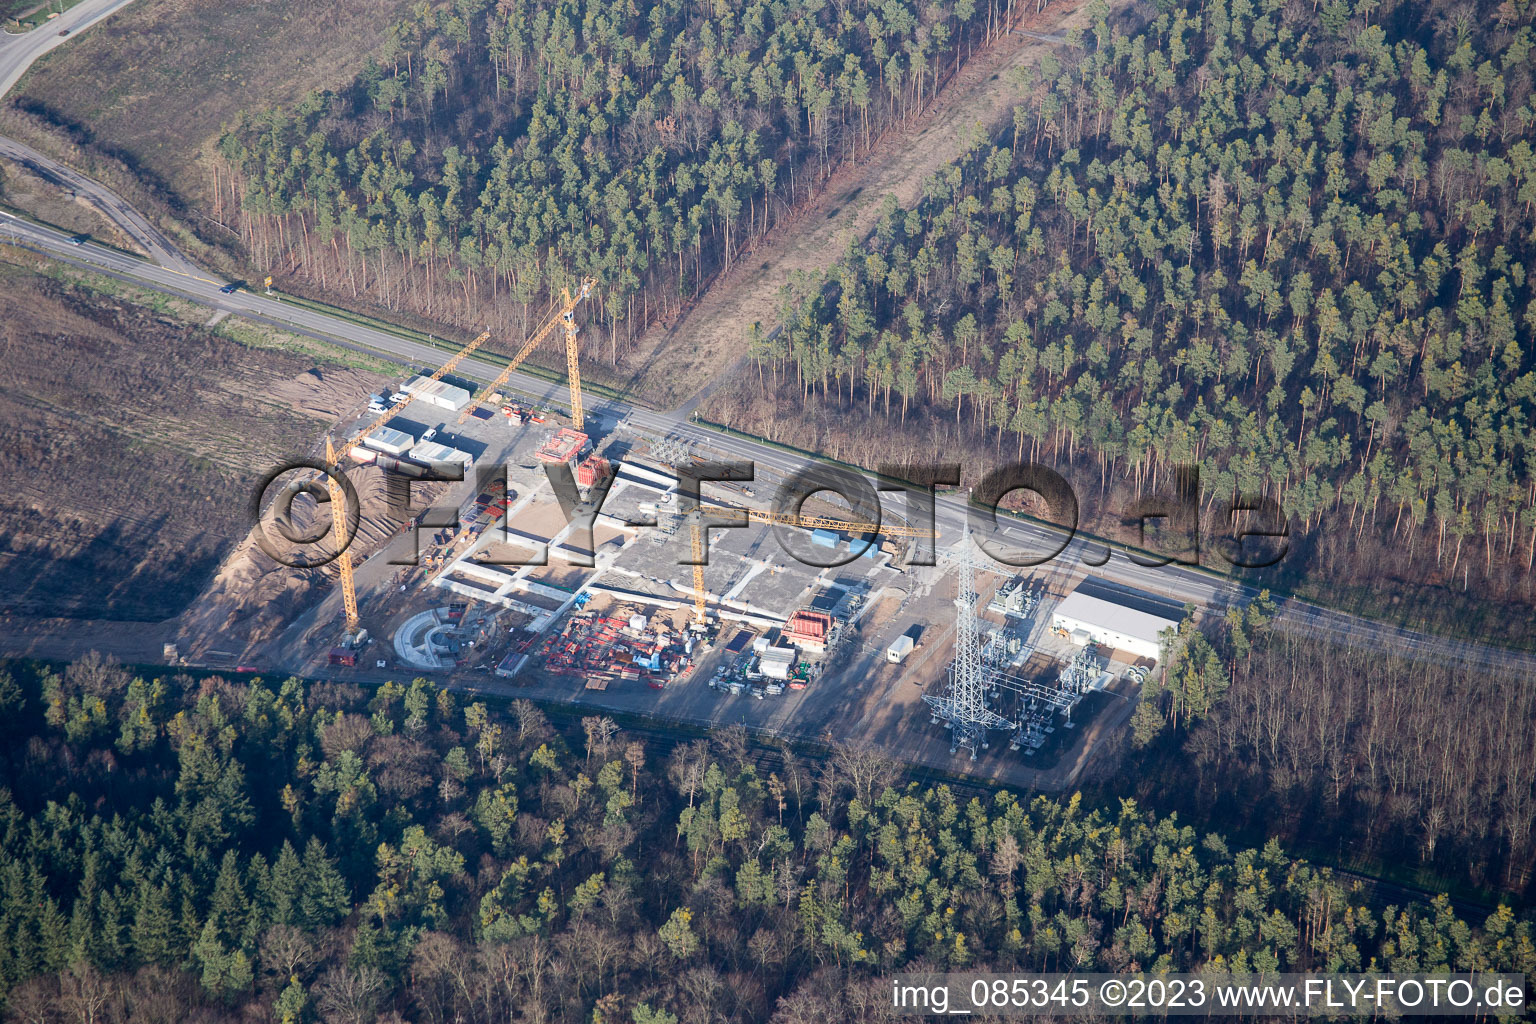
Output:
(535, 428), (591, 468)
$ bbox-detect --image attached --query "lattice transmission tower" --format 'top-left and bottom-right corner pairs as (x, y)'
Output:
(923, 520), (1010, 759)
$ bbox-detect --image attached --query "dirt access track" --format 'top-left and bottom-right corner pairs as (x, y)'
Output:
(618, 0), (1109, 411)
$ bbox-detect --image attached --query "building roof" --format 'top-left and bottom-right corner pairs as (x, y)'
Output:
(1051, 591), (1179, 647)
(409, 440), (472, 465)
(402, 375), (472, 407)
(361, 425), (414, 451)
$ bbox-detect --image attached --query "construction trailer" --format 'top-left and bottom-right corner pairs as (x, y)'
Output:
(1049, 591), (1178, 662)
(887, 634), (915, 663)
(402, 375), (473, 412)
(408, 440), (474, 471)
(360, 425), (416, 457)
(758, 646), (795, 680)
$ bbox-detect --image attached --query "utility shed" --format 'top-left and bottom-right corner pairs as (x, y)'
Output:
(402, 375), (472, 412)
(1050, 591), (1178, 662)
(887, 634), (914, 663)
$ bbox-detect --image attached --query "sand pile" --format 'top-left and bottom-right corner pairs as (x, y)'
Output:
(268, 366), (388, 420)
(175, 463), (449, 659)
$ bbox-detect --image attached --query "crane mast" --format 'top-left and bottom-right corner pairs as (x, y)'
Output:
(319, 275), (596, 649)
(562, 284), (586, 430)
(457, 279), (595, 425)
(323, 436), (361, 638)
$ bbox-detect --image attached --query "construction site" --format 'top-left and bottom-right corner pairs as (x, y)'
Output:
(174, 280), (1178, 789)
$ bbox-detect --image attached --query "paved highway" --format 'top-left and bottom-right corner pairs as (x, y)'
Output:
(0, 0), (142, 97)
(4, 209), (1533, 676)
(0, 135), (196, 271)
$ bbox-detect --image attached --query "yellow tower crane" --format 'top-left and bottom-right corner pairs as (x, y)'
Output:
(457, 278), (595, 427)
(321, 327), (492, 643)
(320, 273), (596, 646)
(686, 506), (935, 629)
(322, 436), (359, 638)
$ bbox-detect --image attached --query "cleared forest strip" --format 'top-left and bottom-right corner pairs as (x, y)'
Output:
(616, 0), (1110, 410)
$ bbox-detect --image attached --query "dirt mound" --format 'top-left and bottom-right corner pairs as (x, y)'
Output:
(269, 366), (388, 420)
(176, 464), (446, 660)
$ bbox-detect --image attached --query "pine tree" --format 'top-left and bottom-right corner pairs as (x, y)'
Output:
(130, 882), (179, 967)
(299, 840), (350, 929)
(269, 841), (303, 927)
(193, 918), (253, 998)
(274, 976), (308, 1024)
(209, 849), (249, 943)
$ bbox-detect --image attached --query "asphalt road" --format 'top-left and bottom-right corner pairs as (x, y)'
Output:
(0, 134), (197, 271)
(4, 209), (1533, 677)
(0, 0), (142, 97)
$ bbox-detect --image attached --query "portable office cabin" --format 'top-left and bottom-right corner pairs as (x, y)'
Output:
(401, 375), (472, 412)
(361, 425), (416, 457)
(408, 440), (473, 471)
(759, 646), (795, 680)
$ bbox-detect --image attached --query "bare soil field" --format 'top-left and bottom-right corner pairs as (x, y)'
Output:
(0, 248), (357, 621)
(5, 0), (412, 221)
(612, 0), (1106, 410)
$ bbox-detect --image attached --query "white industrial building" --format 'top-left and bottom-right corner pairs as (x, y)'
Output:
(1049, 591), (1178, 662)
(402, 375), (472, 412)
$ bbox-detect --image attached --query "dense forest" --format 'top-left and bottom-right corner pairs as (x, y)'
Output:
(714, 0), (1536, 610)
(211, 0), (1022, 357)
(0, 653), (1533, 1023)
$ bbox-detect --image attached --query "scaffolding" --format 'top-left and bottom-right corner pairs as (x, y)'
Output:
(648, 436), (693, 467)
